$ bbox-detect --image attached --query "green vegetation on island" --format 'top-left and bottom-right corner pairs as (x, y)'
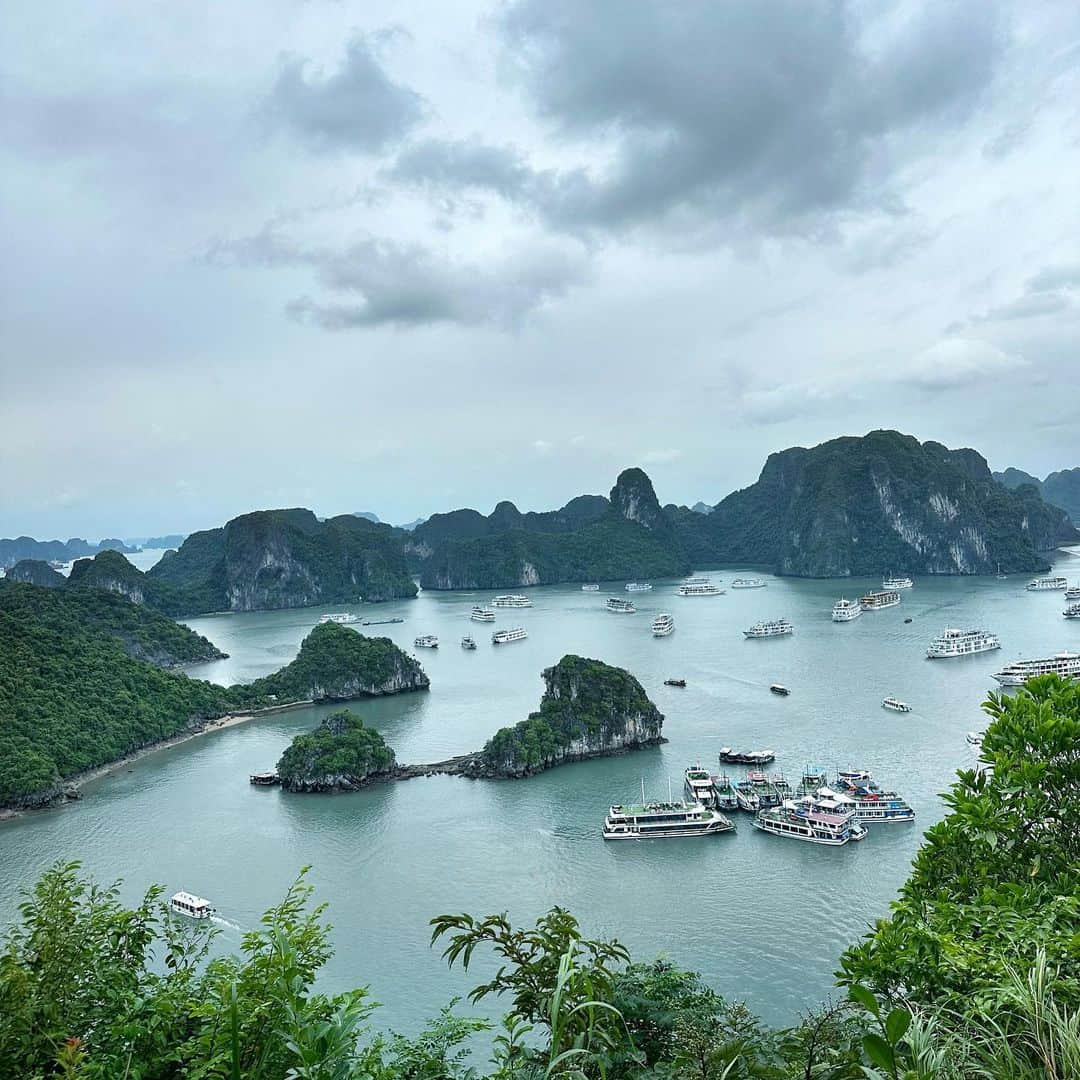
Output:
(5, 560), (66, 588)
(996, 464), (1080, 524)
(276, 709), (397, 791)
(0, 585), (427, 810)
(481, 655), (664, 776)
(0, 535), (137, 572)
(1, 676), (1076, 1078)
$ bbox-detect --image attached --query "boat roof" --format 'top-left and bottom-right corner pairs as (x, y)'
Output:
(171, 891), (211, 907)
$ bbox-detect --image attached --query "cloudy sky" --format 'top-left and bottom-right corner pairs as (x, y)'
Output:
(3, 0), (1080, 538)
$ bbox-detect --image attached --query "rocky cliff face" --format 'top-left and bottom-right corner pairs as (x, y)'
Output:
(67, 550), (148, 603)
(997, 465), (1080, 524)
(609, 468), (667, 530)
(6, 560), (65, 587)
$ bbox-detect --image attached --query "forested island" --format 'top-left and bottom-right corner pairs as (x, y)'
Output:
(1, 676), (1074, 1077)
(0, 583), (427, 811)
(276, 709), (397, 791)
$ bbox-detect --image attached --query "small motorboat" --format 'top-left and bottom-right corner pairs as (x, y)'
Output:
(882, 697), (912, 713)
(664, 678), (686, 687)
(460, 636), (477, 650)
(903, 617), (913, 624)
(769, 684), (790, 696)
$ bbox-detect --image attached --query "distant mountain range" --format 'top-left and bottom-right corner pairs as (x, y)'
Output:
(0, 536), (138, 571)
(993, 467), (1080, 525)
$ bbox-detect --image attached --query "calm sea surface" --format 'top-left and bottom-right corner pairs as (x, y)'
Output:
(3, 551), (1078, 1029)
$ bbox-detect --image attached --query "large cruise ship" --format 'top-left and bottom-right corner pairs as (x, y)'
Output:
(319, 612), (359, 625)
(492, 594), (533, 607)
(677, 577), (724, 596)
(730, 577), (766, 589)
(831, 598), (862, 622)
(603, 797), (735, 840)
(625, 582), (652, 592)
(470, 606), (496, 622)
(1026, 576), (1067, 591)
(492, 626), (527, 644)
(743, 618), (793, 638)
(414, 635), (439, 649)
(992, 651), (1080, 685)
(860, 590), (900, 610)
(882, 575), (914, 590)
(651, 613), (675, 636)
(606, 597), (636, 613)
(752, 796), (868, 845)
(926, 627), (1001, 659)
(829, 769), (915, 823)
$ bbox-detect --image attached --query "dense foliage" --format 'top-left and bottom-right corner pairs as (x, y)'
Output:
(481, 655), (662, 773)
(245, 622), (428, 704)
(2, 678), (1078, 1077)
(276, 708), (397, 789)
(996, 465), (1080, 523)
(5, 560), (66, 587)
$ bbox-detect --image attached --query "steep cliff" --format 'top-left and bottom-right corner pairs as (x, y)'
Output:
(276, 709), (396, 792)
(6, 560), (65, 588)
(998, 466), (1080, 524)
(479, 655), (664, 777)
(67, 549), (150, 604)
(146, 508), (417, 615)
(244, 622), (429, 703)
(696, 431), (1077, 577)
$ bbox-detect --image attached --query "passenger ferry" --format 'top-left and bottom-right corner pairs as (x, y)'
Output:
(470, 606), (496, 622)
(169, 891), (215, 919)
(414, 635), (439, 649)
(992, 651), (1080, 685)
(882, 697), (912, 713)
(677, 577), (724, 596)
(731, 577), (766, 589)
(719, 747), (775, 765)
(744, 618), (793, 638)
(606, 597), (636, 613)
(769, 683), (791, 696)
(734, 771), (784, 812)
(832, 598), (862, 622)
(860, 590), (900, 610)
(926, 627), (1001, 659)
(1026, 576), (1067, 591)
(625, 582), (653, 592)
(827, 769), (915, 823)
(1066, 584), (1080, 600)
(1065, 603), (1080, 619)
(581, 583), (600, 591)
(492, 594), (532, 607)
(651, 613), (675, 636)
(753, 796), (868, 845)
(319, 612), (358, 625)
(709, 771), (740, 811)
(492, 626), (527, 644)
(460, 635), (477, 650)
(882, 575), (914, 590)
(684, 765), (716, 805)
(603, 788), (735, 840)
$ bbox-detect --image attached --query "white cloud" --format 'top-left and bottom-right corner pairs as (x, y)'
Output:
(641, 448), (682, 465)
(899, 338), (1027, 390)
(532, 439), (553, 455)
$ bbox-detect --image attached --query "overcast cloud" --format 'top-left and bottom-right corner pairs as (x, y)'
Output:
(2, 0), (1080, 537)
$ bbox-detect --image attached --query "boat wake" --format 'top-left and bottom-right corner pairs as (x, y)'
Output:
(210, 914), (243, 932)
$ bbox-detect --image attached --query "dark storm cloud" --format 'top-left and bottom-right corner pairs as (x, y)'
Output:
(389, 0), (1005, 236)
(263, 32), (424, 152)
(213, 228), (586, 329)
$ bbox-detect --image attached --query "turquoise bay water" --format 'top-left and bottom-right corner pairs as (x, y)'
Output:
(2, 554), (1078, 1029)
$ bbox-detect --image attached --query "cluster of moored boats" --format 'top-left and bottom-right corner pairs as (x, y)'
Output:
(602, 760), (913, 845)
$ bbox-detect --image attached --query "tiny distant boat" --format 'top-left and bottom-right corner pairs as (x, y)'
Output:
(470, 606), (496, 622)
(492, 626), (527, 644)
(170, 891), (214, 919)
(606, 597), (636, 613)
(904, 617), (913, 623)
(361, 617), (404, 626)
(882, 697), (911, 713)
(460, 635), (477, 650)
(992, 651), (1080, 685)
(319, 612), (358, 625)
(832, 598), (861, 622)
(625, 582), (653, 592)
(719, 747), (775, 765)
(769, 683), (790, 696)
(651, 613), (675, 636)
(744, 618), (793, 638)
(249, 771), (280, 786)
(861, 590), (900, 610)
(1026, 576), (1067, 591)
(664, 677), (686, 687)
(1065, 603), (1080, 619)
(1066, 584), (1080, 600)
(926, 627), (1001, 659)
(966, 731), (983, 747)
(753, 796), (868, 845)
(492, 594), (532, 607)
(731, 577), (766, 589)
(581, 583), (600, 592)
(414, 635), (439, 649)
(677, 577), (724, 596)
(882, 575), (914, 590)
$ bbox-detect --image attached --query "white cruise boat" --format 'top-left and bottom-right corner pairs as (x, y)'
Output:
(581, 583), (600, 592)
(625, 582), (652, 592)
(492, 626), (527, 644)
(734, 771), (784, 812)
(651, 613), (675, 636)
(603, 795), (734, 840)
(470, 606), (496, 622)
(882, 575), (914, 590)
(319, 612), (358, 625)
(992, 651), (1080, 685)
(684, 765), (716, 805)
(1065, 603), (1080, 619)
(414, 635), (439, 649)
(752, 796), (868, 846)
(492, 594), (532, 607)
(860, 590), (900, 610)
(1065, 584), (1080, 600)
(1026, 576), (1067, 591)
(170, 891), (214, 919)
(677, 577), (724, 597)
(731, 577), (766, 589)
(606, 597), (636, 613)
(824, 770), (915, 823)
(882, 697), (911, 713)
(460, 635), (477, 650)
(832, 598), (862, 622)
(926, 627), (1001, 659)
(743, 618), (793, 638)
